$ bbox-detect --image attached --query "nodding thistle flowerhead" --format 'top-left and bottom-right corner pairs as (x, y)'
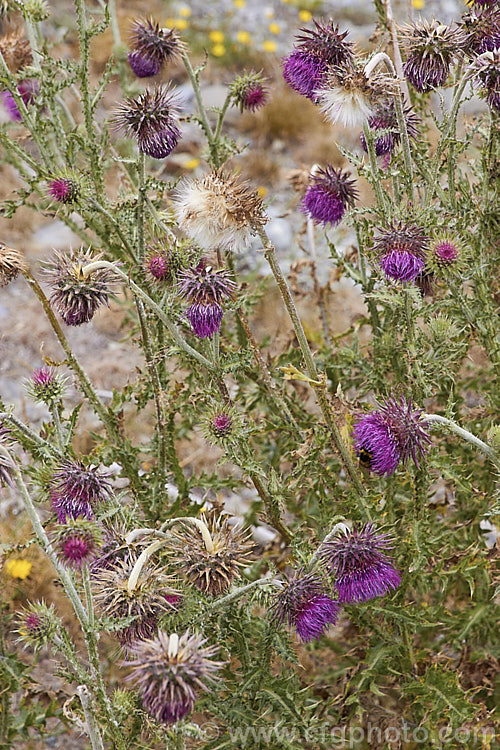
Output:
(373, 221), (429, 283)
(26, 366), (67, 406)
(0, 242), (27, 286)
(400, 20), (464, 93)
(1, 79), (38, 121)
(43, 248), (115, 326)
(316, 66), (391, 129)
(461, 7), (500, 56)
(93, 556), (178, 650)
(177, 261), (236, 339)
(318, 524), (401, 603)
(125, 630), (224, 725)
(47, 176), (80, 204)
(113, 87), (181, 159)
(17, 601), (59, 651)
(169, 515), (254, 597)
(282, 20), (354, 101)
(352, 394), (432, 476)
(127, 18), (183, 78)
(360, 99), (420, 157)
(174, 171), (267, 253)
(54, 520), (102, 569)
(271, 571), (340, 643)
(470, 48), (500, 112)
(302, 166), (357, 226)
(50, 461), (113, 523)
(229, 70), (268, 112)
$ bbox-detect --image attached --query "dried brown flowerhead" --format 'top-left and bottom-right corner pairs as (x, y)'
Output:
(0, 242), (27, 286)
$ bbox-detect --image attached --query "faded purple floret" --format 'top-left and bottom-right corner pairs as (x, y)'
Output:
(47, 178), (79, 204)
(352, 394), (432, 476)
(177, 262), (237, 305)
(58, 532), (98, 569)
(2, 80), (38, 121)
(373, 221), (429, 283)
(319, 524), (401, 603)
(302, 166), (357, 226)
(462, 7), (500, 56)
(471, 48), (500, 112)
(50, 461), (113, 523)
(241, 84), (268, 111)
(212, 413), (232, 435)
(282, 50), (326, 100)
(113, 87), (182, 159)
(360, 101), (420, 156)
(186, 303), (223, 339)
(140, 125), (181, 159)
(127, 50), (161, 78)
(272, 571), (340, 643)
(434, 240), (459, 264)
(403, 54), (450, 93)
(147, 255), (170, 280)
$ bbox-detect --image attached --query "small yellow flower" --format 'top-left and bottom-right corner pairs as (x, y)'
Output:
(262, 39), (277, 53)
(211, 43), (226, 57)
(234, 0), (246, 7)
(172, 18), (189, 30)
(179, 6), (192, 17)
(268, 22), (281, 35)
(236, 30), (252, 44)
(298, 9), (313, 22)
(411, 0), (425, 8)
(184, 157), (200, 170)
(5, 559), (32, 580)
(209, 30), (225, 43)
(257, 186), (268, 198)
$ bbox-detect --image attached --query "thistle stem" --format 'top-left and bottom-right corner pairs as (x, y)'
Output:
(422, 414), (500, 468)
(362, 122), (387, 212)
(76, 686), (105, 750)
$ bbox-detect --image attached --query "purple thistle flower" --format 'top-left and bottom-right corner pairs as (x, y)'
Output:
(462, 7), (500, 56)
(272, 571), (340, 643)
(27, 366), (66, 405)
(230, 71), (268, 112)
(212, 412), (232, 437)
(128, 18), (183, 79)
(17, 602), (58, 651)
(50, 461), (113, 523)
(125, 630), (224, 725)
(401, 20), (464, 93)
(186, 303), (223, 339)
(301, 166), (357, 226)
(147, 254), (170, 280)
(360, 100), (420, 157)
(433, 239), (460, 265)
(282, 21), (354, 101)
(55, 521), (101, 570)
(1, 80), (38, 121)
(373, 221), (429, 283)
(319, 524), (401, 603)
(352, 394), (432, 477)
(470, 48), (500, 112)
(47, 177), (80, 204)
(113, 87), (182, 159)
(177, 262), (236, 339)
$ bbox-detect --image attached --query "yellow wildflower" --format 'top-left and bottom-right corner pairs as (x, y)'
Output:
(209, 30), (225, 43)
(268, 22), (281, 35)
(172, 18), (189, 30)
(179, 6), (192, 17)
(262, 40), (277, 53)
(184, 157), (200, 170)
(234, 0), (246, 7)
(5, 558), (32, 580)
(257, 186), (268, 198)
(298, 9), (313, 22)
(412, 0), (425, 8)
(236, 30), (252, 44)
(211, 43), (226, 57)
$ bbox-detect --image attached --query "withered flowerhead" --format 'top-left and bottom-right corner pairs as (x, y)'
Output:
(360, 99), (420, 156)
(128, 18), (184, 78)
(470, 48), (500, 112)
(400, 20), (465, 93)
(229, 71), (268, 112)
(0, 242), (27, 286)
(0, 30), (32, 72)
(53, 519), (102, 570)
(302, 166), (358, 226)
(50, 460), (113, 523)
(271, 570), (340, 643)
(113, 87), (181, 159)
(125, 630), (224, 725)
(461, 6), (500, 56)
(93, 555), (179, 650)
(174, 171), (267, 253)
(43, 248), (116, 326)
(316, 65), (392, 128)
(282, 20), (354, 101)
(168, 515), (254, 597)
(372, 221), (429, 283)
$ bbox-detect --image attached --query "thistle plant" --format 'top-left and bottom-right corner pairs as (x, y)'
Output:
(0, 0), (498, 748)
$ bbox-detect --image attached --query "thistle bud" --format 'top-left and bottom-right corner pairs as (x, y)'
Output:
(17, 601), (59, 651)
(26, 366), (67, 405)
(400, 20), (465, 93)
(229, 71), (268, 112)
(43, 248), (116, 326)
(53, 519), (102, 569)
(49, 460), (113, 523)
(113, 87), (182, 159)
(372, 221), (429, 283)
(125, 630), (224, 725)
(428, 235), (465, 274)
(128, 18), (184, 79)
(168, 514), (254, 597)
(19, 0), (49, 22)
(271, 570), (340, 642)
(427, 315), (463, 345)
(47, 175), (81, 204)
(144, 244), (181, 284)
(203, 407), (237, 443)
(174, 171), (267, 253)
(301, 166), (357, 226)
(0, 242), (27, 286)
(487, 425), (500, 450)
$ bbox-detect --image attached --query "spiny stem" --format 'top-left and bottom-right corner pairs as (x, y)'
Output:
(422, 414), (500, 468)
(76, 686), (105, 750)
(362, 122), (388, 212)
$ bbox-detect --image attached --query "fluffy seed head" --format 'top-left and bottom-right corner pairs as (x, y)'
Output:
(1, 79), (38, 121)
(49, 460), (113, 523)
(271, 570), (340, 642)
(168, 515), (254, 597)
(360, 99), (420, 156)
(17, 601), (59, 651)
(373, 221), (429, 282)
(113, 87), (182, 159)
(125, 630), (224, 725)
(302, 166), (357, 226)
(352, 394), (432, 476)
(316, 67), (390, 128)
(54, 520), (102, 569)
(93, 556), (178, 649)
(26, 366), (67, 405)
(470, 48), (500, 112)
(230, 70), (268, 111)
(0, 242), (27, 286)
(174, 171), (267, 252)
(43, 248), (116, 326)
(47, 177), (80, 204)
(128, 18), (183, 74)
(400, 20), (464, 93)
(319, 523), (401, 603)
